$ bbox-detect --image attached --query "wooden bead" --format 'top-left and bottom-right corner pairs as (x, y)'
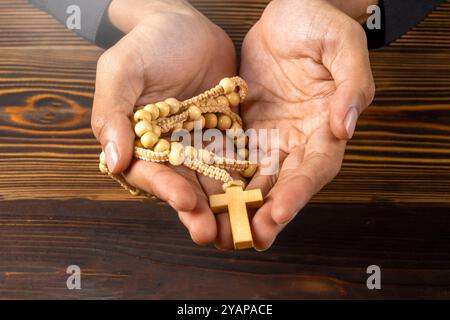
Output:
(190, 118), (203, 130)
(237, 148), (249, 160)
(230, 122), (242, 131)
(99, 151), (106, 165)
(134, 120), (153, 137)
(199, 115), (206, 129)
(154, 138), (170, 152)
(216, 96), (230, 108)
(184, 146), (197, 160)
(241, 164), (257, 178)
(229, 122), (245, 137)
(152, 124), (162, 137)
(165, 98), (181, 115)
(156, 101), (171, 117)
(204, 113), (218, 128)
(144, 104), (160, 120)
(173, 122), (183, 131)
(217, 114), (232, 130)
(133, 109), (152, 122)
(183, 121), (194, 132)
(226, 92), (241, 108)
(219, 77), (236, 94)
(169, 142), (185, 166)
(228, 122), (243, 138)
(235, 134), (248, 148)
(188, 105), (202, 121)
(198, 149), (212, 164)
(140, 131), (158, 149)
(99, 162), (108, 174)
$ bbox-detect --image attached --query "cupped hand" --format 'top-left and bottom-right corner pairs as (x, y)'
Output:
(91, 0), (236, 245)
(215, 0), (375, 250)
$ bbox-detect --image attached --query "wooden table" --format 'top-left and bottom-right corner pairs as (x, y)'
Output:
(1, 0), (450, 299)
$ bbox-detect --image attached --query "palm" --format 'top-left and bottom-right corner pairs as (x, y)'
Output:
(236, 5), (351, 250)
(241, 21), (345, 170)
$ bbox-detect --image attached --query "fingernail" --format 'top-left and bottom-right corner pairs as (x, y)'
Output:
(105, 142), (119, 172)
(214, 242), (228, 251)
(255, 242), (273, 252)
(344, 107), (358, 139)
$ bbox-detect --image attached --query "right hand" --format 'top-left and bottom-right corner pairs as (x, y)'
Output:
(91, 0), (236, 245)
(226, 0), (375, 250)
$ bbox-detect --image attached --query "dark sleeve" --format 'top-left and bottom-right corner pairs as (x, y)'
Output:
(366, 0), (446, 48)
(28, 0), (124, 48)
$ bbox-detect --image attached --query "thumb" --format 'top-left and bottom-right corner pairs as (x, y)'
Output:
(324, 23), (375, 140)
(91, 47), (143, 174)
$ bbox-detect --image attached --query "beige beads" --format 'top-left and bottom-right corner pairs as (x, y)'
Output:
(169, 142), (185, 166)
(173, 122), (183, 131)
(141, 131), (158, 149)
(237, 148), (248, 160)
(144, 104), (160, 120)
(183, 121), (194, 131)
(235, 134), (247, 148)
(135, 120), (153, 137)
(204, 113), (218, 129)
(241, 163), (257, 178)
(218, 114), (232, 130)
(226, 92), (241, 108)
(154, 138), (170, 152)
(127, 76), (255, 183)
(184, 146), (197, 160)
(103, 77), (259, 203)
(134, 109), (152, 122)
(99, 151), (106, 165)
(219, 77), (236, 94)
(153, 125), (162, 137)
(188, 105), (202, 121)
(165, 98), (181, 115)
(198, 149), (213, 164)
(156, 101), (171, 117)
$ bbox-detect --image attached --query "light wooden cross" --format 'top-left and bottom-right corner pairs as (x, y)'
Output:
(209, 186), (264, 250)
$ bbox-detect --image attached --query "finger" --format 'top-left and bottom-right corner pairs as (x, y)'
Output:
(245, 168), (278, 251)
(214, 213), (233, 250)
(123, 160), (197, 212)
(271, 134), (344, 225)
(178, 199), (217, 246)
(252, 132), (345, 250)
(324, 22), (375, 140)
(250, 149), (320, 251)
(91, 44), (144, 174)
(176, 166), (218, 246)
(251, 201), (283, 251)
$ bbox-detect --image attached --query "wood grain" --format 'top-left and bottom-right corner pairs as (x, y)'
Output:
(0, 0), (449, 299)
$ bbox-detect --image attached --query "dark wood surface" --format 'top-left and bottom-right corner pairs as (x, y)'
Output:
(1, 0), (450, 299)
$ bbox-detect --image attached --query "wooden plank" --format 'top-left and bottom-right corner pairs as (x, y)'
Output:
(1, 200), (450, 299)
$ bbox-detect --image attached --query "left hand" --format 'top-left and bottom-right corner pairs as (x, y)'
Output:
(215, 0), (375, 250)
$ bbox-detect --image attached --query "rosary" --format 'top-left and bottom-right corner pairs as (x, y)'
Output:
(98, 77), (263, 250)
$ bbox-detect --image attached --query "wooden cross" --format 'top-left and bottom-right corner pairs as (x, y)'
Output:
(209, 186), (264, 250)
